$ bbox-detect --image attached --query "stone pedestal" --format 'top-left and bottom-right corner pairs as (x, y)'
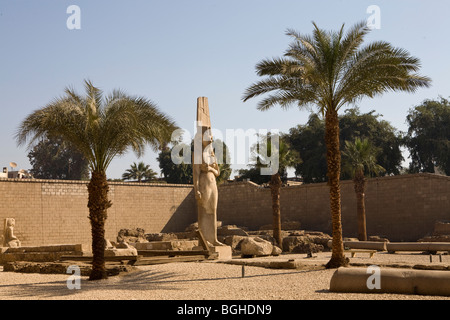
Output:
(0, 244), (84, 263)
(213, 245), (232, 260)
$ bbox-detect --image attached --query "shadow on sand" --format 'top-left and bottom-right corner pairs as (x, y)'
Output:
(0, 269), (181, 299)
(0, 266), (322, 299)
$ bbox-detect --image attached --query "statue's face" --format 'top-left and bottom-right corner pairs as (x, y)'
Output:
(202, 135), (213, 148)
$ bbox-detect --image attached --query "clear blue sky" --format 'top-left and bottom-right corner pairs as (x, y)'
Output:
(0, 0), (448, 179)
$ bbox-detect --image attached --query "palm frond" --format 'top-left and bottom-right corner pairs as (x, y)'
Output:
(342, 138), (386, 177)
(16, 80), (178, 173)
(243, 21), (431, 114)
(335, 41), (431, 108)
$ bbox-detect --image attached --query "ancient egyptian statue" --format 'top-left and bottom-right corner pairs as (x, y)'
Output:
(3, 218), (21, 248)
(193, 97), (223, 246)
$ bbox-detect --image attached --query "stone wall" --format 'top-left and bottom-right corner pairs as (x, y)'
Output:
(0, 173), (448, 247)
(0, 179), (196, 247)
(218, 173), (450, 241)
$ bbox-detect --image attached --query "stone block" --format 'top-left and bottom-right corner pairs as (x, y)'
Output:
(271, 246), (282, 256)
(145, 233), (178, 242)
(223, 235), (246, 252)
(0, 251), (81, 263)
(5, 244), (83, 253)
(217, 225), (248, 237)
(213, 245), (232, 260)
(133, 240), (198, 251)
(104, 247), (137, 257)
(241, 237), (274, 256)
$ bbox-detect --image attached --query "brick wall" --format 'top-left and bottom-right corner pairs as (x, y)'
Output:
(218, 173), (450, 241)
(0, 179), (196, 248)
(0, 173), (448, 247)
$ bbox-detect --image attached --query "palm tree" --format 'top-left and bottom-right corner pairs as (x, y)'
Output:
(16, 80), (177, 280)
(252, 133), (299, 247)
(242, 21), (431, 268)
(212, 139), (232, 185)
(342, 138), (385, 241)
(122, 161), (158, 182)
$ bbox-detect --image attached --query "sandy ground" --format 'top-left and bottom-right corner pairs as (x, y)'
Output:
(0, 252), (449, 301)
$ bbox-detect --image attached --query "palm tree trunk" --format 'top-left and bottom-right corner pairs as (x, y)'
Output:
(87, 170), (112, 280)
(354, 170), (367, 241)
(324, 109), (349, 269)
(270, 172), (282, 248)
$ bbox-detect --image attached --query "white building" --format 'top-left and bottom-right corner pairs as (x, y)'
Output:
(0, 167), (33, 179)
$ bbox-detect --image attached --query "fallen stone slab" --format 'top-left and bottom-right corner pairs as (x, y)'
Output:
(217, 225), (248, 237)
(327, 240), (387, 251)
(224, 259), (324, 270)
(104, 247), (137, 257)
(0, 244), (85, 264)
(386, 242), (450, 254)
(329, 267), (450, 296)
(5, 244), (83, 253)
(1, 252), (84, 263)
(133, 240), (198, 251)
(145, 233), (178, 242)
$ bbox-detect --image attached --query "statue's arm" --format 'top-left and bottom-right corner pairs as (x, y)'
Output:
(192, 163), (201, 200)
(209, 162), (220, 177)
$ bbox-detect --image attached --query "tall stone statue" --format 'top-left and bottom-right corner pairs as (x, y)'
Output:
(193, 97), (223, 246)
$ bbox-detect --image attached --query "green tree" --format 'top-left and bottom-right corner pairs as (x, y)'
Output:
(286, 107), (403, 182)
(122, 161), (158, 182)
(405, 97), (450, 175)
(342, 138), (385, 241)
(242, 21), (430, 268)
(248, 133), (300, 247)
(286, 113), (327, 183)
(213, 139), (232, 184)
(27, 136), (89, 180)
(157, 139), (232, 184)
(339, 108), (403, 177)
(158, 145), (193, 184)
(16, 80), (177, 280)
(237, 166), (271, 185)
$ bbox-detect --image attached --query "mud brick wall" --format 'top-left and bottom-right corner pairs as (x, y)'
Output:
(217, 173), (450, 242)
(0, 173), (448, 247)
(0, 179), (196, 247)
